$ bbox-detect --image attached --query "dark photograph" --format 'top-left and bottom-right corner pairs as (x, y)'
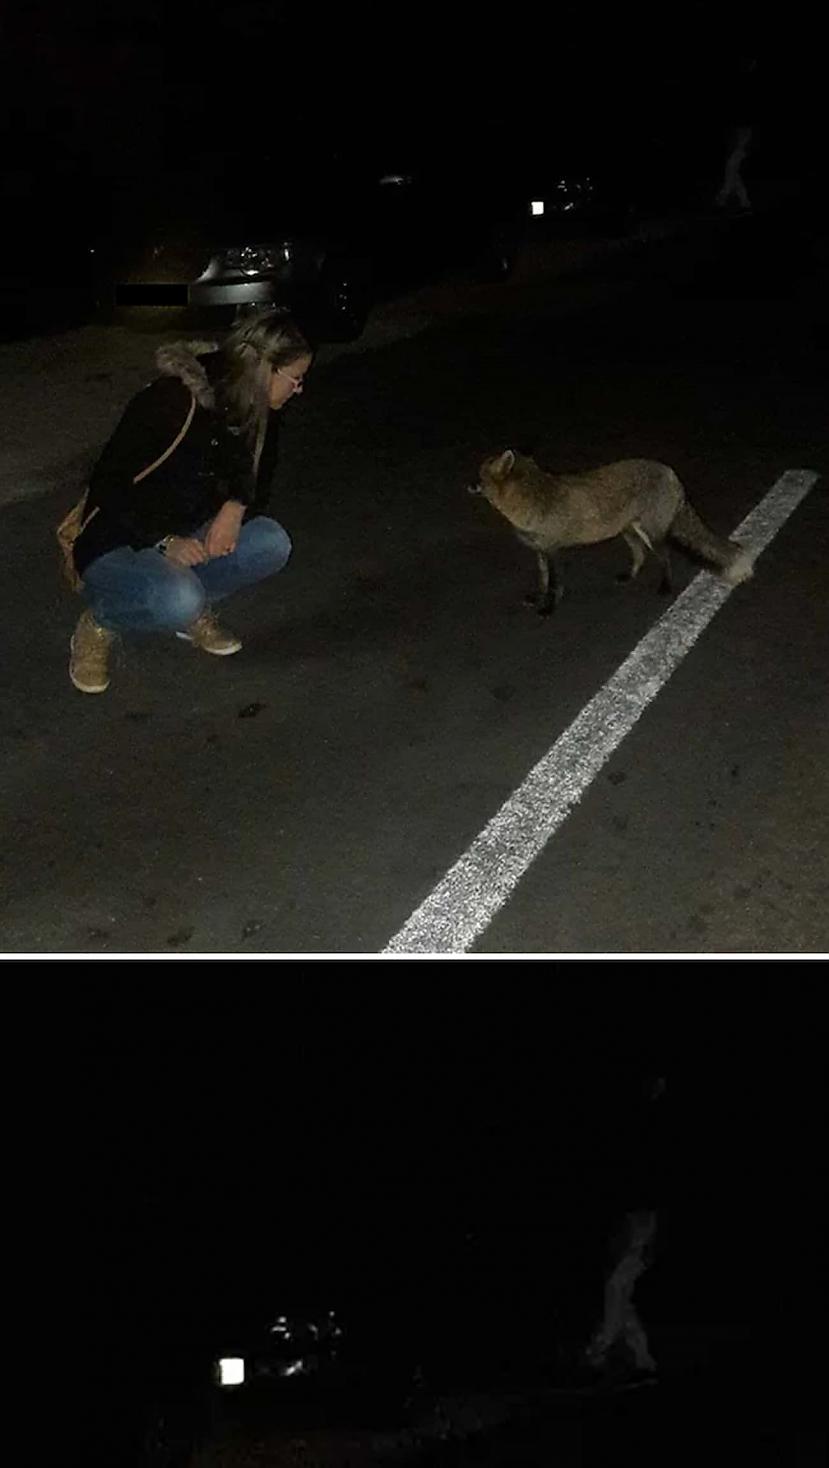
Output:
(1, 3), (826, 952)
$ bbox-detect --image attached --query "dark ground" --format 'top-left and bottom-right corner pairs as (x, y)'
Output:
(425, 1375), (826, 1467)
(1, 199), (827, 954)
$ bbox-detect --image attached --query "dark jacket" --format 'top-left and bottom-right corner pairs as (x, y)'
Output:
(73, 341), (281, 577)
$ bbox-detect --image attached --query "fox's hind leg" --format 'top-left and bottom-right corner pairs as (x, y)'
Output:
(618, 526), (672, 594)
(653, 541), (673, 595)
(616, 531), (646, 583)
(524, 551), (562, 615)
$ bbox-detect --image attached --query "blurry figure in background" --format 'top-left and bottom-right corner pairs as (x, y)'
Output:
(580, 1070), (665, 1385)
(584, 1208), (658, 1379)
(716, 55), (758, 213)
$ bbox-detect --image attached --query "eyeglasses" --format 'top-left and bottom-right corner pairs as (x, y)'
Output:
(275, 367), (306, 393)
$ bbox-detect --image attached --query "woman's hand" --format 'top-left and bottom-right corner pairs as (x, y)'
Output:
(204, 501), (245, 559)
(165, 537), (209, 567)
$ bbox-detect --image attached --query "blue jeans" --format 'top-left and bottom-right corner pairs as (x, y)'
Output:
(82, 517), (292, 633)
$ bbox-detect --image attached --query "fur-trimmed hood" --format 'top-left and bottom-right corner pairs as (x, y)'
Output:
(155, 340), (220, 410)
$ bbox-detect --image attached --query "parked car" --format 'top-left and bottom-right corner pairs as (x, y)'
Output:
(92, 149), (598, 342)
(213, 1306), (345, 1394)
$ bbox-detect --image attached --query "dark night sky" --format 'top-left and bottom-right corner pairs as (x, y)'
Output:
(9, 1), (817, 181)
(5, 0), (822, 286)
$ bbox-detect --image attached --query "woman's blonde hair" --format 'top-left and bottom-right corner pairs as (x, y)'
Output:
(219, 308), (311, 475)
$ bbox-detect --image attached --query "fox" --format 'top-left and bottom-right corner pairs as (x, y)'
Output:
(470, 450), (755, 614)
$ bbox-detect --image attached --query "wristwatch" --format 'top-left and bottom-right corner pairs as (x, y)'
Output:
(155, 536), (174, 554)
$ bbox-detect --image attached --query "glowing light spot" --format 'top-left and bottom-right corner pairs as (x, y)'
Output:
(531, 201), (544, 216)
(219, 1358), (245, 1386)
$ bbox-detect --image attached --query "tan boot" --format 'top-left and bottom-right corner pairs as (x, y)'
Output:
(69, 609), (115, 693)
(176, 609), (242, 656)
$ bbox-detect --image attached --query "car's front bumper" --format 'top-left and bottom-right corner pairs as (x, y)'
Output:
(115, 283), (190, 306)
(187, 278), (284, 308)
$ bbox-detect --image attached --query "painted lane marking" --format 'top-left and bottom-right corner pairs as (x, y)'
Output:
(383, 470), (820, 954)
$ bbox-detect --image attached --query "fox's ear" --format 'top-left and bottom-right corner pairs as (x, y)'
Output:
(492, 449), (515, 478)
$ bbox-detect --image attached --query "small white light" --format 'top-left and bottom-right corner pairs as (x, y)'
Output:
(531, 201), (544, 216)
(219, 1357), (245, 1386)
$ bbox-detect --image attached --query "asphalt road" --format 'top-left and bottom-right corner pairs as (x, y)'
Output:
(415, 1374), (826, 1468)
(2, 206), (826, 955)
(189, 1379), (824, 1468)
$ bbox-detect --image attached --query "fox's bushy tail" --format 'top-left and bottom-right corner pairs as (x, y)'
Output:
(670, 500), (754, 584)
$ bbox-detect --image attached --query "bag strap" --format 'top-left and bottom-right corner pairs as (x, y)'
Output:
(132, 394), (197, 483)
(71, 393), (197, 540)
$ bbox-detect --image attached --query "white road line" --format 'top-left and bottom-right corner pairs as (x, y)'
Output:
(383, 470), (820, 955)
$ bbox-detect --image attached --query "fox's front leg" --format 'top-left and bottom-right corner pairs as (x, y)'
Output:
(525, 551), (562, 615)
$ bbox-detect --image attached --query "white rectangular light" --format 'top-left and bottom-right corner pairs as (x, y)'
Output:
(219, 1357), (245, 1386)
(531, 201), (544, 216)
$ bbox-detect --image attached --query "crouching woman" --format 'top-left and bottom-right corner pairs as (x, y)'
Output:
(68, 308), (311, 693)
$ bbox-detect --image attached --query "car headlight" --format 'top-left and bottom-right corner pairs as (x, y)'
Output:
(217, 1357), (245, 1386)
(218, 243), (292, 275)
